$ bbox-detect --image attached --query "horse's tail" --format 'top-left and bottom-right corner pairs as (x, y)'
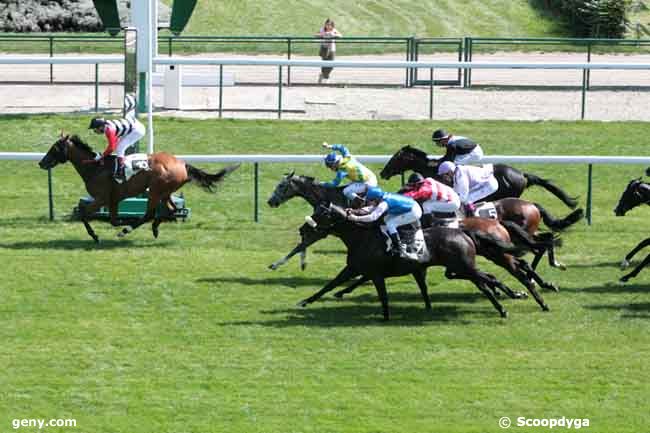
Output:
(500, 220), (557, 253)
(465, 229), (525, 257)
(524, 172), (579, 209)
(186, 163), (240, 192)
(534, 203), (584, 232)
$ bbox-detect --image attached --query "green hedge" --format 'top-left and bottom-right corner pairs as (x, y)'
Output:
(547, 0), (630, 37)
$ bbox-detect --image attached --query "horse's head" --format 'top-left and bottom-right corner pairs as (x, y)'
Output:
(614, 178), (649, 216)
(39, 133), (72, 170)
(380, 145), (428, 179)
(267, 171), (298, 207)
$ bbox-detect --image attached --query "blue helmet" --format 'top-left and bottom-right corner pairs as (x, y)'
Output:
(324, 152), (342, 168)
(365, 186), (384, 201)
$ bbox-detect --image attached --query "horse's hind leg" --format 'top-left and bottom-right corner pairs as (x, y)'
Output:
(119, 190), (160, 238)
(621, 237), (650, 269)
(620, 253), (650, 282)
(371, 276), (390, 321)
(333, 276), (370, 298)
(546, 243), (567, 270)
(473, 272), (508, 318)
(412, 268), (432, 310)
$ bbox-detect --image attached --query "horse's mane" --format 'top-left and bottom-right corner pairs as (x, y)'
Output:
(402, 145), (429, 160)
(69, 135), (95, 154)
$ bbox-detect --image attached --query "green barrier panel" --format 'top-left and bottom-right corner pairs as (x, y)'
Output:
(170, 0), (198, 35)
(92, 0), (121, 36)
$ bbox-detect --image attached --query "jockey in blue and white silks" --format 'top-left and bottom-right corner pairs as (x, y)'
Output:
(438, 161), (498, 216)
(321, 142), (378, 205)
(346, 186), (422, 259)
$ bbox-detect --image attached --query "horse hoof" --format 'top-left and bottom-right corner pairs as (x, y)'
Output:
(542, 304), (550, 311)
(549, 283), (560, 292)
(118, 227), (132, 238)
(517, 291), (528, 299)
(153, 229), (159, 239)
(333, 292), (344, 299)
(500, 310), (508, 319)
(268, 264), (278, 271)
(296, 300), (308, 308)
(300, 263), (307, 271)
(620, 276), (630, 283)
(557, 263), (567, 271)
(620, 259), (630, 270)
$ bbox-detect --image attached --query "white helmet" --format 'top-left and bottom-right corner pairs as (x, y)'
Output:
(438, 161), (456, 175)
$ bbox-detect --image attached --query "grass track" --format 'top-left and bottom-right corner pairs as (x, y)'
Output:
(1, 117), (649, 433)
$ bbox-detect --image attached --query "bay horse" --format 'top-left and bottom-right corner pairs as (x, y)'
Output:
(267, 172), (583, 271)
(380, 145), (578, 209)
(614, 178), (650, 282)
(38, 133), (239, 242)
(296, 203), (522, 320)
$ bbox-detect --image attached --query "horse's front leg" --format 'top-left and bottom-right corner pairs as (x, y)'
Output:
(297, 266), (359, 307)
(300, 249), (308, 270)
(333, 275), (370, 298)
(118, 191), (159, 238)
(79, 199), (104, 243)
(621, 237), (650, 269)
(269, 242), (307, 270)
(547, 243), (567, 270)
(621, 253), (650, 282)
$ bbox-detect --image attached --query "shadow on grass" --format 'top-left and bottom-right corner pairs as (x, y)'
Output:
(325, 291), (484, 305)
(196, 276), (334, 288)
(0, 239), (172, 250)
(585, 302), (650, 319)
(220, 303), (479, 328)
(563, 261), (622, 269)
(564, 282), (650, 294)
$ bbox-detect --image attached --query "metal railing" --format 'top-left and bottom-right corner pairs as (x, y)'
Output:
(3, 152), (650, 224)
(464, 36), (650, 88)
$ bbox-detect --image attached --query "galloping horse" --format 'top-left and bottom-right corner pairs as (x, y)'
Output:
(38, 134), (239, 242)
(614, 178), (650, 282)
(380, 145), (579, 209)
(268, 172), (583, 271)
(297, 203), (521, 320)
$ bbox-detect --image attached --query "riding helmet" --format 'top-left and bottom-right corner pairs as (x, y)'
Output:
(324, 152), (342, 168)
(432, 129), (449, 142)
(437, 161), (456, 175)
(407, 172), (425, 185)
(365, 186), (384, 201)
(88, 117), (106, 130)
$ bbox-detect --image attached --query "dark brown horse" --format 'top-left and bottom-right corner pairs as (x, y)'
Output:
(38, 133), (239, 242)
(614, 178), (650, 282)
(380, 145), (578, 208)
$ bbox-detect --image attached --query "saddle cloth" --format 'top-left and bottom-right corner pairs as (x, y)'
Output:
(124, 153), (150, 181)
(380, 224), (430, 263)
(472, 202), (498, 219)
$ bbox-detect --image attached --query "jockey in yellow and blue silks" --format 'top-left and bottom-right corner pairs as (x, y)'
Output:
(321, 142), (378, 205)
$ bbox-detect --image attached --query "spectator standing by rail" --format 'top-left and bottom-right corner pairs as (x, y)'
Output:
(315, 18), (342, 84)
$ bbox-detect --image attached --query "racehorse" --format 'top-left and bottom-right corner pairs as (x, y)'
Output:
(614, 178), (650, 282)
(268, 173), (560, 308)
(380, 145), (579, 209)
(296, 203), (521, 320)
(267, 172), (583, 271)
(38, 133), (239, 242)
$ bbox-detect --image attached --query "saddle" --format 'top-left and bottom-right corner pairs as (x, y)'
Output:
(469, 202), (498, 219)
(123, 153), (150, 182)
(380, 223), (430, 263)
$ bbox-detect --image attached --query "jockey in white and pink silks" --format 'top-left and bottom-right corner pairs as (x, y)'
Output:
(88, 94), (145, 180)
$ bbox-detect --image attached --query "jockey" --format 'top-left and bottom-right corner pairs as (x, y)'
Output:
(346, 186), (422, 259)
(437, 161), (498, 216)
(431, 128), (484, 165)
(401, 172), (461, 227)
(88, 94), (145, 181)
(321, 142), (378, 207)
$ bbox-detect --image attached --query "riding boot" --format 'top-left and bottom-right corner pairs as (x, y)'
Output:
(389, 232), (402, 257)
(420, 213), (433, 228)
(113, 157), (126, 182)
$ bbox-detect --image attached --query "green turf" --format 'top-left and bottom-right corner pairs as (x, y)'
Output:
(1, 117), (649, 433)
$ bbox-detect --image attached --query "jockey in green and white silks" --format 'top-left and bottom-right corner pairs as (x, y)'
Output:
(321, 142), (378, 204)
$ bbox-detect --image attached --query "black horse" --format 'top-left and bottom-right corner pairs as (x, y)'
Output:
(380, 146), (578, 209)
(614, 178), (650, 282)
(297, 203), (521, 320)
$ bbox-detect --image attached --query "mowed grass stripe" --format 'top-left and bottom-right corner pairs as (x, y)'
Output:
(0, 117), (648, 433)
